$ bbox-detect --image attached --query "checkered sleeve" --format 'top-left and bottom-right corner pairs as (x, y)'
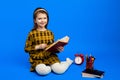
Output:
(24, 32), (35, 53)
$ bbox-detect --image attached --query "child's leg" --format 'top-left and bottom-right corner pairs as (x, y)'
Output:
(35, 64), (51, 75)
(51, 58), (73, 74)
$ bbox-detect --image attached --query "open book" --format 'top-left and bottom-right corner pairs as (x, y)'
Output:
(45, 36), (70, 52)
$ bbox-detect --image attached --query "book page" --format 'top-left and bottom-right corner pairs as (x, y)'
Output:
(58, 36), (69, 43)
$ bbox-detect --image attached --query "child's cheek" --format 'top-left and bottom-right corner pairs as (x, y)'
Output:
(37, 20), (41, 22)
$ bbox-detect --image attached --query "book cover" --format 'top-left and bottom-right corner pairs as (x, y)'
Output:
(82, 69), (104, 78)
(45, 36), (70, 52)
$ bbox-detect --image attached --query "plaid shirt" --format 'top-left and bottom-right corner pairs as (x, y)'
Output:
(25, 30), (60, 71)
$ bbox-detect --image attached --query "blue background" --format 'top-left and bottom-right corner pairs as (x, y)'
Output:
(0, 0), (120, 80)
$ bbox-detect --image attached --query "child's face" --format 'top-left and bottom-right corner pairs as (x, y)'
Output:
(35, 13), (48, 28)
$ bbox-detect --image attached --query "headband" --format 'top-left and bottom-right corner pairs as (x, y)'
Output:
(34, 8), (47, 14)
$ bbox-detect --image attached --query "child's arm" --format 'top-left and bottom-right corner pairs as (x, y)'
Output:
(24, 33), (36, 53)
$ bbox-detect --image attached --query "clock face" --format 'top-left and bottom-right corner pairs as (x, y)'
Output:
(75, 57), (82, 64)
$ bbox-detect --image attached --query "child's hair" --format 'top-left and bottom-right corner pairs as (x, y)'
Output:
(32, 7), (49, 30)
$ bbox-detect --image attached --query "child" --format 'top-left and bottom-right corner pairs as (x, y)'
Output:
(24, 7), (73, 75)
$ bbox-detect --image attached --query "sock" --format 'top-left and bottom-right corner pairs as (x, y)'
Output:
(35, 64), (51, 75)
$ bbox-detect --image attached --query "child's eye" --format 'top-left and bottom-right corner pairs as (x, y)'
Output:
(38, 18), (42, 20)
(44, 17), (47, 19)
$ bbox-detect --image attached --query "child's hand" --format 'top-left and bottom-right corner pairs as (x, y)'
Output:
(40, 44), (47, 49)
(35, 44), (47, 50)
(57, 46), (64, 52)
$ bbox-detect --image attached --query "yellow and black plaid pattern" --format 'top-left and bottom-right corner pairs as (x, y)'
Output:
(25, 30), (60, 71)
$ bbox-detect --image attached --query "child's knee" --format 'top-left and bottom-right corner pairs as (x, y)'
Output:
(35, 64), (51, 75)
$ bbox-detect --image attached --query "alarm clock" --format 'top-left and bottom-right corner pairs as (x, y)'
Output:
(74, 54), (84, 65)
